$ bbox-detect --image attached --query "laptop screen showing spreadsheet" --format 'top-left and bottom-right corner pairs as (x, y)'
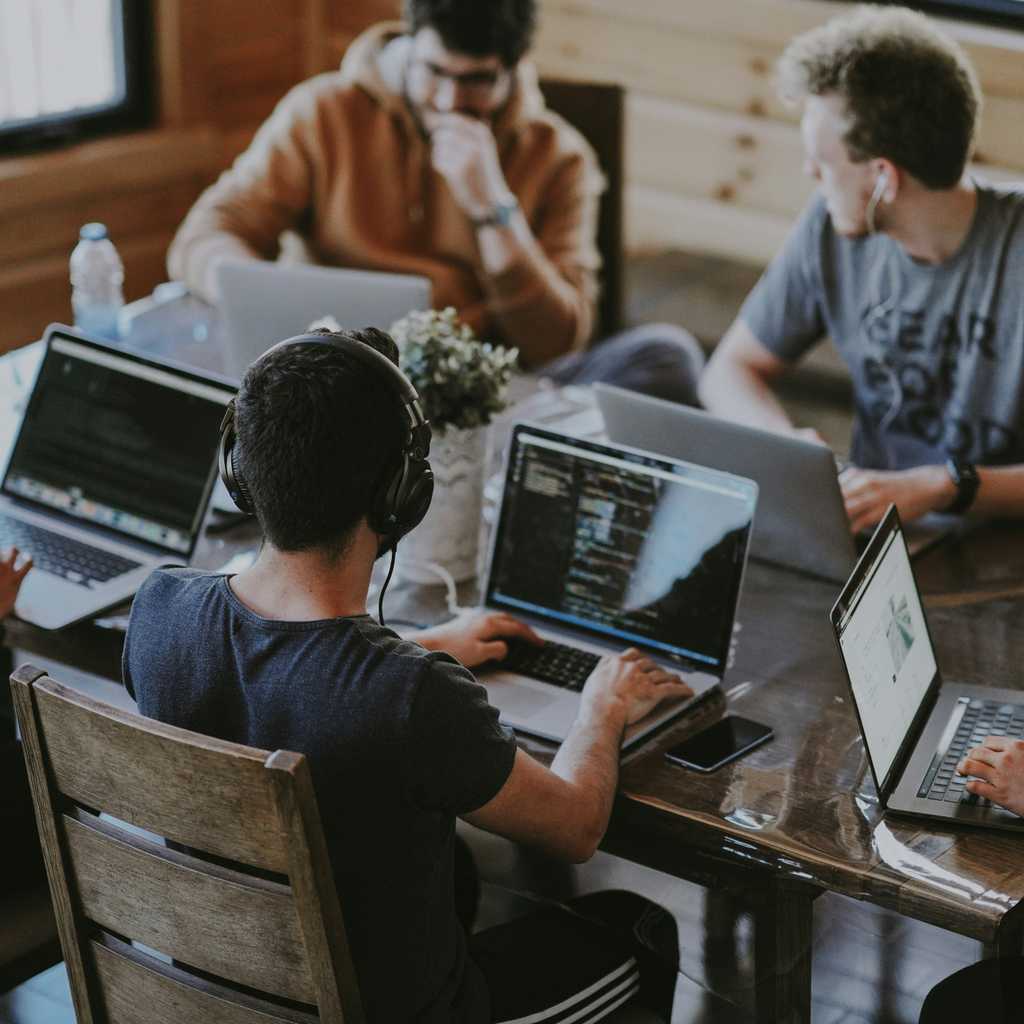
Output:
(3, 335), (232, 556)
(485, 427), (757, 673)
(835, 520), (938, 793)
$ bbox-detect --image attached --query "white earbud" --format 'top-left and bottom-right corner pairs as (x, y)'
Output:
(866, 170), (890, 234)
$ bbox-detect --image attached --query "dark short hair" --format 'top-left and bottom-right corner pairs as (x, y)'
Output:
(235, 328), (405, 556)
(404, 0), (537, 66)
(777, 6), (981, 189)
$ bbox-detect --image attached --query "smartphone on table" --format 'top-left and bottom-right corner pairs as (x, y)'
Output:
(664, 715), (774, 772)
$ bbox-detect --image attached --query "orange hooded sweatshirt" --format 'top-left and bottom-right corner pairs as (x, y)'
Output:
(167, 24), (604, 366)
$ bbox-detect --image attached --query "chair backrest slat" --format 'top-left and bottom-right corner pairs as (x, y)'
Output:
(89, 934), (317, 1024)
(10, 665), (366, 1024)
(32, 678), (289, 873)
(63, 810), (316, 1003)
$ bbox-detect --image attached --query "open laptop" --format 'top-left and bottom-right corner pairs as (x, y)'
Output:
(831, 505), (1024, 831)
(476, 424), (758, 750)
(0, 325), (235, 630)
(596, 384), (854, 582)
(216, 261), (431, 381)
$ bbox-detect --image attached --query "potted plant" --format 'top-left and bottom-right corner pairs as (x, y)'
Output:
(389, 307), (518, 582)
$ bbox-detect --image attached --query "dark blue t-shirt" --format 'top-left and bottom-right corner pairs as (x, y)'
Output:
(123, 568), (517, 1023)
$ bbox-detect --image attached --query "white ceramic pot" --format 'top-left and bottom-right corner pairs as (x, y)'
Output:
(397, 425), (487, 583)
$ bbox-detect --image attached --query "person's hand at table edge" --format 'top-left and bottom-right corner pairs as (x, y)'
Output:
(0, 546), (32, 620)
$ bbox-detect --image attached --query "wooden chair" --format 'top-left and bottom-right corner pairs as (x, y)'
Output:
(539, 78), (626, 341)
(10, 664), (364, 1024)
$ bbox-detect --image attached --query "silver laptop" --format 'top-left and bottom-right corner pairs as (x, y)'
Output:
(0, 325), (234, 630)
(596, 383), (855, 583)
(831, 506), (1024, 831)
(216, 261), (431, 381)
(477, 425), (758, 750)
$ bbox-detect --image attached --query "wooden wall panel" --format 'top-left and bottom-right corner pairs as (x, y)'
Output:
(532, 0), (1024, 259)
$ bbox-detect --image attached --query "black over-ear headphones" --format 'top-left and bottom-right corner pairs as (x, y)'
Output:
(217, 331), (434, 550)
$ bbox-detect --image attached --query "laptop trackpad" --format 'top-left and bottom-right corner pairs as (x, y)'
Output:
(486, 678), (560, 719)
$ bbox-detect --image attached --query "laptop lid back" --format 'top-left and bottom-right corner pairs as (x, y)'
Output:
(830, 506), (941, 801)
(484, 425), (758, 675)
(595, 383), (855, 582)
(216, 261), (432, 381)
(2, 326), (234, 558)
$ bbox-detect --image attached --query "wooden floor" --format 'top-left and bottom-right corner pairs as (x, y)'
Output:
(0, 251), (982, 1023)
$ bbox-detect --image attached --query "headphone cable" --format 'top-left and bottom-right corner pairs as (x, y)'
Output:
(378, 542), (398, 627)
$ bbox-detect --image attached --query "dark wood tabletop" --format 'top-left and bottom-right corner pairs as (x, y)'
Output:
(6, 309), (1024, 1023)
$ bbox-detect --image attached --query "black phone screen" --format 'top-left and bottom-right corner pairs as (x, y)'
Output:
(663, 715), (773, 772)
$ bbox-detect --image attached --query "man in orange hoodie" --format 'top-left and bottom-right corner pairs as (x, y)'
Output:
(168, 0), (703, 401)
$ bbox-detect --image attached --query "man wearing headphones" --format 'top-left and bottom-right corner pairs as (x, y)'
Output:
(122, 328), (691, 1022)
(699, 6), (1024, 535)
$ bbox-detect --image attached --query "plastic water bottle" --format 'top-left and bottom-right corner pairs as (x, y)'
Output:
(70, 222), (124, 340)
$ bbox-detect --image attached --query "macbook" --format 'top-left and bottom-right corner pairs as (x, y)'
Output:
(831, 505), (1024, 831)
(476, 425), (758, 750)
(0, 325), (234, 630)
(596, 383), (854, 582)
(216, 261), (431, 381)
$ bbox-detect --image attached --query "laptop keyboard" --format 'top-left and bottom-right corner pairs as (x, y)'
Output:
(504, 638), (602, 692)
(0, 513), (141, 588)
(917, 699), (1024, 805)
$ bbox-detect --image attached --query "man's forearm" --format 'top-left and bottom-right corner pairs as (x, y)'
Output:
(699, 356), (795, 434)
(973, 465), (1024, 518)
(476, 218), (591, 365)
(548, 698), (628, 859)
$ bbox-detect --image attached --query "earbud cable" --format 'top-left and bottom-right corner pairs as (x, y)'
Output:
(378, 543), (397, 626)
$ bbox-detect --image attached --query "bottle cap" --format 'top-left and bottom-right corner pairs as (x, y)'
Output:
(79, 222), (108, 241)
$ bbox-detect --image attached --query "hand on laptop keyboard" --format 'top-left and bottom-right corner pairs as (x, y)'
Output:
(414, 610), (544, 669)
(581, 649), (694, 726)
(958, 736), (1024, 817)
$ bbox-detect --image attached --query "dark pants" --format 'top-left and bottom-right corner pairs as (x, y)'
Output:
(919, 957), (1024, 1023)
(459, 867), (678, 1023)
(544, 322), (705, 408)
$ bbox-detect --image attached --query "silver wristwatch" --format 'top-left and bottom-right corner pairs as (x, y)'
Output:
(471, 195), (520, 229)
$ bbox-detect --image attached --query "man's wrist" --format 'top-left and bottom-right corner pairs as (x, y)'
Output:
(943, 457), (980, 515)
(470, 193), (520, 230)
(579, 690), (629, 733)
(927, 463), (959, 511)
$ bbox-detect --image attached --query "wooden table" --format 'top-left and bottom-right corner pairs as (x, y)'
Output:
(6, 318), (1024, 1023)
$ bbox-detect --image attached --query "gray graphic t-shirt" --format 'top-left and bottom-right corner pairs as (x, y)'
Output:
(740, 183), (1024, 470)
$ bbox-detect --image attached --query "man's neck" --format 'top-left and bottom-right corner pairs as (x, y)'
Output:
(883, 179), (978, 265)
(229, 530), (377, 622)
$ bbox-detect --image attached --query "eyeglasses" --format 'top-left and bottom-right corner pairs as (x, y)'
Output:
(410, 60), (509, 100)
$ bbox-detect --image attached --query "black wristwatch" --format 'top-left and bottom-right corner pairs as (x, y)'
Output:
(944, 457), (980, 515)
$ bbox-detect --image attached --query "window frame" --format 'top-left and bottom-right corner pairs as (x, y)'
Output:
(0, 0), (154, 154)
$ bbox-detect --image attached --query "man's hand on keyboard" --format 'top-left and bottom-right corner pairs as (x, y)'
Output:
(0, 546), (32, 618)
(414, 611), (543, 668)
(958, 737), (1024, 816)
(582, 648), (694, 726)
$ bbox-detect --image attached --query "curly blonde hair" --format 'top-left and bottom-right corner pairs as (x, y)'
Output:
(777, 5), (981, 189)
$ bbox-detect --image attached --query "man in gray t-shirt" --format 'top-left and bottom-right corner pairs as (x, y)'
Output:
(700, 6), (1024, 535)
